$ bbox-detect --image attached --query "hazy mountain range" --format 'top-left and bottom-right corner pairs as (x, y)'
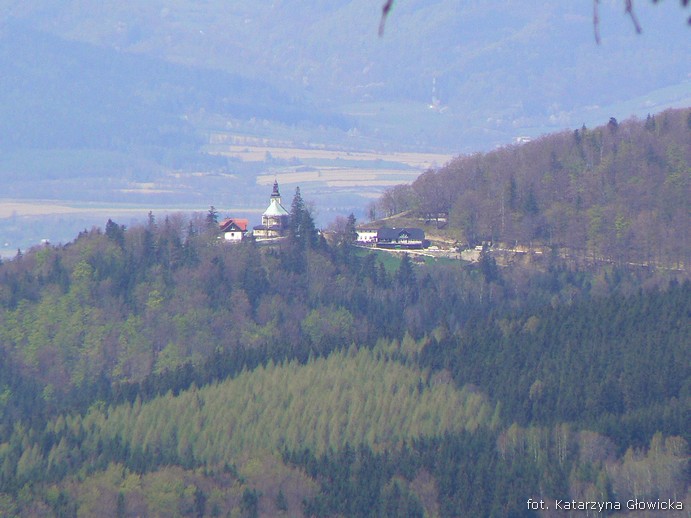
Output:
(2, 0), (689, 153)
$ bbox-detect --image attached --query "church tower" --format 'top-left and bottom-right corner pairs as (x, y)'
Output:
(253, 180), (290, 239)
(270, 180), (282, 206)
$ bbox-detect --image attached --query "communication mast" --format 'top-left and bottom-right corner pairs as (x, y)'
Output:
(429, 77), (447, 112)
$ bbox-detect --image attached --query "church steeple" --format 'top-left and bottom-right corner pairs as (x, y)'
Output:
(271, 180), (281, 204)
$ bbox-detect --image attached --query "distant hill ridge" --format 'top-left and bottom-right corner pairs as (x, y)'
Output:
(0, 23), (341, 151)
(2, 1), (689, 150)
(378, 108), (690, 268)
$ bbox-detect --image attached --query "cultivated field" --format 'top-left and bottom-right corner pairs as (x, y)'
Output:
(256, 168), (418, 191)
(210, 141), (454, 170)
(208, 139), (454, 196)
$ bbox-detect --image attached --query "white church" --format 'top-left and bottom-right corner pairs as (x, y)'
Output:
(252, 180), (290, 239)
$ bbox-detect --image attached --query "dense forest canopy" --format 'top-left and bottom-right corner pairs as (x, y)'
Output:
(0, 169), (688, 515)
(0, 106), (688, 516)
(377, 108), (690, 267)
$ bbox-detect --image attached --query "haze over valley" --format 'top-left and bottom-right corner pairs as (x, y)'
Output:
(1, 0), (689, 252)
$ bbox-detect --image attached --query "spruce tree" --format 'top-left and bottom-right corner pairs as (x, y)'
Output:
(396, 253), (415, 286)
(205, 206), (219, 228)
(345, 213), (358, 243)
(105, 219), (126, 248)
(289, 187), (317, 249)
(289, 187), (305, 240)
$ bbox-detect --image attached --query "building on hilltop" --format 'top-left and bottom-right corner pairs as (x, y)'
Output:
(355, 227), (379, 245)
(376, 227), (426, 249)
(219, 218), (249, 242)
(253, 180), (290, 239)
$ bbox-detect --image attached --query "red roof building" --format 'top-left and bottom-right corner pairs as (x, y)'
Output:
(219, 218), (249, 241)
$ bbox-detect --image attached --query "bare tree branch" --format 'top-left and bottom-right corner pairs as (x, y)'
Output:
(653, 0), (691, 24)
(625, 0), (643, 34)
(381, 1), (689, 41)
(379, 0), (394, 36)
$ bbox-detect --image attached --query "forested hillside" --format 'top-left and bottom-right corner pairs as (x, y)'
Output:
(379, 108), (690, 267)
(0, 195), (688, 515)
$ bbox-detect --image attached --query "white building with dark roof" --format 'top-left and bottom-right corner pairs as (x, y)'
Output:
(376, 227), (425, 249)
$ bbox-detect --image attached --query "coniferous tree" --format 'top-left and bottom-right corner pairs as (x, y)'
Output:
(396, 253), (416, 286)
(345, 213), (358, 244)
(289, 187), (305, 240)
(241, 487), (259, 518)
(275, 489), (288, 512)
(105, 219), (126, 248)
(289, 187), (318, 249)
(205, 206), (219, 228)
(478, 244), (500, 284)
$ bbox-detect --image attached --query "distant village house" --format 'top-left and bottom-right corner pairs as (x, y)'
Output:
(377, 227), (425, 249)
(219, 218), (249, 242)
(355, 228), (378, 245)
(357, 227), (426, 249)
